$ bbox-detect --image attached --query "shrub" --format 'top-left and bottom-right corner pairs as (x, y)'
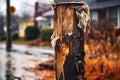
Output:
(41, 28), (53, 41)
(25, 26), (40, 40)
(12, 33), (19, 40)
(1, 35), (6, 41)
(0, 33), (19, 41)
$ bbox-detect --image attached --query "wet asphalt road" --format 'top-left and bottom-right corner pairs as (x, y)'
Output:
(0, 43), (54, 80)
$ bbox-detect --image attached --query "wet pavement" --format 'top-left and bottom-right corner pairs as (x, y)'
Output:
(0, 43), (55, 80)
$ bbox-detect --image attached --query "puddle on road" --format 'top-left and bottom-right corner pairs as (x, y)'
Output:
(0, 50), (55, 80)
(0, 59), (6, 80)
(11, 59), (55, 80)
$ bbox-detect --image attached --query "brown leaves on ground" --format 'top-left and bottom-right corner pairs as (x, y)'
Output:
(22, 67), (55, 80)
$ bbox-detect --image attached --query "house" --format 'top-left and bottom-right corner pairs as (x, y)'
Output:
(34, 2), (51, 28)
(34, 0), (120, 29)
(36, 10), (54, 29)
(42, 10), (54, 29)
(18, 19), (34, 38)
(35, 16), (47, 29)
(85, 0), (120, 28)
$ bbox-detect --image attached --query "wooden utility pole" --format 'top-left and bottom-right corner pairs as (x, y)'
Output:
(51, 0), (90, 80)
(6, 0), (12, 52)
(6, 1), (13, 79)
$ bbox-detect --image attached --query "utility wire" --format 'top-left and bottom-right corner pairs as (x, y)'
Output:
(18, 0), (35, 8)
(17, 0), (35, 13)
(17, 0), (47, 10)
(0, 0), (51, 15)
(0, 0), (6, 12)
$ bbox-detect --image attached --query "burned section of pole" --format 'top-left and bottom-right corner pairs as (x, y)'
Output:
(51, 0), (91, 80)
(63, 4), (90, 79)
(63, 26), (87, 80)
(6, 0), (12, 52)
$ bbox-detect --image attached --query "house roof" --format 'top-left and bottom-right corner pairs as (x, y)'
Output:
(42, 10), (54, 17)
(35, 16), (47, 21)
(85, 0), (120, 10)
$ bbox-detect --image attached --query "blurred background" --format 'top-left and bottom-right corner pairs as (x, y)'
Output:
(0, 0), (120, 80)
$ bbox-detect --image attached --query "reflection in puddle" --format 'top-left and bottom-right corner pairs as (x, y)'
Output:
(0, 58), (6, 80)
(0, 48), (55, 80)
(6, 53), (13, 80)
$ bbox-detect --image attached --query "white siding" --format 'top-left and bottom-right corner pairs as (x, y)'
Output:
(50, 18), (54, 28)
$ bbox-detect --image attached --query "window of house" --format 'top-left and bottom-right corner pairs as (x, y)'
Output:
(38, 21), (42, 29)
(38, 21), (45, 29)
(109, 7), (118, 27)
(47, 18), (51, 27)
(90, 11), (98, 23)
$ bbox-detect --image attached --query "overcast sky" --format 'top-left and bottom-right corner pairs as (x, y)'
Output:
(0, 0), (53, 16)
